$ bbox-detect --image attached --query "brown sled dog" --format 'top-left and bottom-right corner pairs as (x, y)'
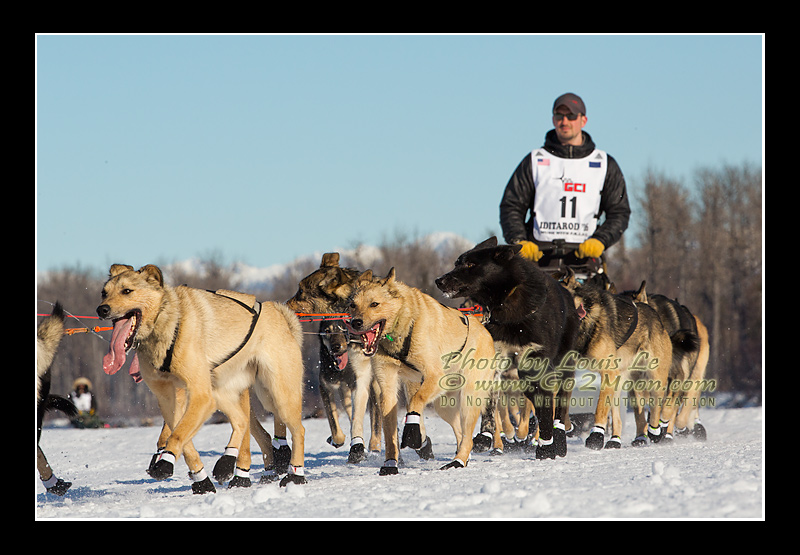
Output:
(621, 282), (710, 441)
(286, 253), (384, 463)
(97, 264), (307, 492)
(560, 269), (673, 448)
(37, 302), (77, 496)
(347, 268), (497, 473)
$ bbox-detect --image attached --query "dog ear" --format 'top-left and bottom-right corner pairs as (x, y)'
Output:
(356, 270), (374, 285)
(561, 267), (579, 289)
(138, 264), (164, 287)
(380, 267), (396, 286)
(321, 253), (340, 268)
(493, 244), (520, 262)
(109, 264), (134, 277)
(474, 237), (498, 250)
(634, 280), (647, 303)
(332, 282), (354, 300)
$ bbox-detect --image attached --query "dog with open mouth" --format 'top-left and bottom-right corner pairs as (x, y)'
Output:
(97, 263), (308, 492)
(316, 318), (384, 462)
(436, 237), (581, 459)
(347, 267), (497, 474)
(286, 253), (386, 464)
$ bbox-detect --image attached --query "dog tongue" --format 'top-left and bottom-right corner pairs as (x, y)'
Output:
(336, 351), (349, 370)
(103, 317), (133, 375)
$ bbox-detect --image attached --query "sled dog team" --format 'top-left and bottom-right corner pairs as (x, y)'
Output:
(37, 237), (709, 495)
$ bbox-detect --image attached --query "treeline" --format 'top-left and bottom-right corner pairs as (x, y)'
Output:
(606, 163), (762, 395)
(36, 162), (761, 423)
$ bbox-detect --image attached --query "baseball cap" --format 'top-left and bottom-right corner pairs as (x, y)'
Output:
(553, 93), (586, 116)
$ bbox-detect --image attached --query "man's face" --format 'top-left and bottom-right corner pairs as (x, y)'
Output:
(552, 105), (587, 146)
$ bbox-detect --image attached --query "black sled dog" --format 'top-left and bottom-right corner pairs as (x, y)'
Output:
(436, 237), (580, 459)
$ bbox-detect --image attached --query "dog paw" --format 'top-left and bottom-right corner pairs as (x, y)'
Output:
(439, 458), (467, 470)
(692, 422), (707, 441)
(400, 412), (422, 449)
(347, 442), (367, 464)
(146, 449), (164, 477)
(647, 426), (663, 444)
(213, 454), (237, 483)
(326, 435), (345, 448)
(472, 431), (493, 453)
(149, 451), (175, 481)
(272, 443), (292, 475)
(228, 475), (252, 489)
(585, 428), (605, 450)
(279, 468), (307, 487)
(553, 426), (568, 457)
(536, 441), (557, 460)
(43, 477), (72, 496)
(191, 477), (216, 495)
(604, 436), (622, 449)
(416, 436), (435, 460)
(631, 435), (648, 447)
(379, 460), (399, 476)
(259, 469), (279, 484)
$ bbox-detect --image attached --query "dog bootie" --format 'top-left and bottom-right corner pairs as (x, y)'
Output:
(348, 441), (367, 464)
(213, 447), (238, 483)
(228, 467), (251, 489)
(272, 437), (292, 474)
(379, 459), (399, 476)
(440, 457), (467, 470)
(279, 465), (307, 487)
(553, 420), (567, 457)
(585, 426), (605, 450)
(604, 436), (622, 449)
(400, 412), (422, 449)
(149, 450), (175, 481)
(42, 475), (71, 496)
(189, 468), (216, 495)
(472, 431), (493, 453)
(692, 421), (707, 441)
(416, 436), (435, 460)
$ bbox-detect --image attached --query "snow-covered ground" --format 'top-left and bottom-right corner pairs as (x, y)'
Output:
(36, 405), (763, 520)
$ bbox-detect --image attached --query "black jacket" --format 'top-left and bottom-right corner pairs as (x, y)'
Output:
(499, 130), (630, 250)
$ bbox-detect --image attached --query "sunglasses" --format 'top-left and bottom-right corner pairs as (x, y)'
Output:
(553, 112), (580, 121)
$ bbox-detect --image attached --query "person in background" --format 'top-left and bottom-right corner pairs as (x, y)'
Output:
(68, 377), (103, 428)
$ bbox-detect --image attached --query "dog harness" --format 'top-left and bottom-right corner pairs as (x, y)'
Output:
(383, 311), (470, 373)
(614, 297), (638, 349)
(158, 290), (262, 373)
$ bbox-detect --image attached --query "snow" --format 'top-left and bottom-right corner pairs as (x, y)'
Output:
(36, 405), (763, 520)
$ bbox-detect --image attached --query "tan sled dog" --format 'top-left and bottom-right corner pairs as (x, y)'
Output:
(560, 269), (673, 449)
(622, 282), (710, 441)
(37, 302), (77, 496)
(348, 268), (497, 473)
(97, 264), (306, 492)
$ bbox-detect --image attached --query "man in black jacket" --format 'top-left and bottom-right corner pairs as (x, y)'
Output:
(499, 93), (630, 274)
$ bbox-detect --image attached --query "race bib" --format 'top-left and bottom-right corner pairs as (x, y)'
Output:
(530, 150), (607, 243)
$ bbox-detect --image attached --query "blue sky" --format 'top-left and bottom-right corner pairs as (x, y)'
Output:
(35, 34), (763, 274)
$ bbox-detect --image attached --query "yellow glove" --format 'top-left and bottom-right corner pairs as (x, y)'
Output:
(517, 241), (543, 261)
(576, 238), (605, 258)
